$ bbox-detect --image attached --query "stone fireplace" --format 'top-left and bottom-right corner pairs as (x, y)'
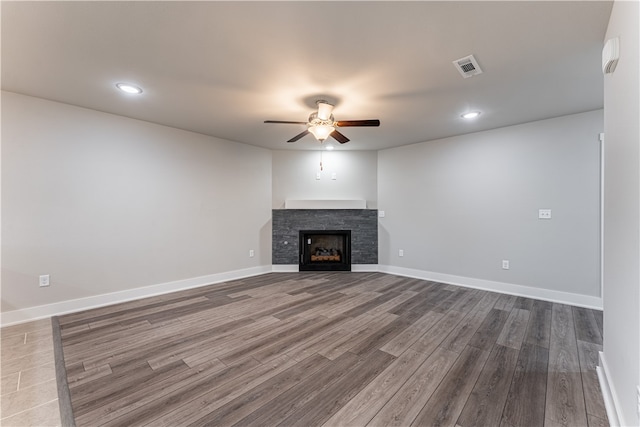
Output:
(272, 209), (378, 269)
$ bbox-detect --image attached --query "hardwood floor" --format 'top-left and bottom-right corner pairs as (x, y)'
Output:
(54, 272), (608, 427)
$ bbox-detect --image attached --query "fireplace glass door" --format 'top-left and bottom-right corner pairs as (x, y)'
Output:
(299, 230), (351, 271)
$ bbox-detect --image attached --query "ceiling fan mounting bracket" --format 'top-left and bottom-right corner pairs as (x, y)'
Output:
(302, 94), (340, 110)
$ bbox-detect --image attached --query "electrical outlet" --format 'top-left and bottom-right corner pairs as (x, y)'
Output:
(39, 274), (50, 287)
(378, 211), (385, 218)
(399, 249), (404, 257)
(502, 260), (510, 270)
(538, 209), (552, 219)
(249, 250), (254, 258)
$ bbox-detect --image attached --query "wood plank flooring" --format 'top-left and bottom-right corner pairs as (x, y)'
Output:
(54, 272), (608, 427)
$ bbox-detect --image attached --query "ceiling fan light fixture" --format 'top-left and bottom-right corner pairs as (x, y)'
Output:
(307, 111), (336, 141)
(309, 124), (335, 141)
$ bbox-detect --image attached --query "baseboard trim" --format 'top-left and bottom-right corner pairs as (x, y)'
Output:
(378, 265), (603, 310)
(271, 265), (299, 272)
(0, 266), (272, 327)
(351, 264), (379, 272)
(597, 351), (622, 426)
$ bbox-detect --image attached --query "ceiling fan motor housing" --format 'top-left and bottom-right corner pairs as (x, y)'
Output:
(308, 112), (336, 127)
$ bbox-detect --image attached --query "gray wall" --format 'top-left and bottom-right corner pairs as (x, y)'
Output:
(3, 90), (611, 340)
(602, 1), (640, 424)
(272, 150), (378, 209)
(1, 92), (272, 313)
(378, 110), (603, 298)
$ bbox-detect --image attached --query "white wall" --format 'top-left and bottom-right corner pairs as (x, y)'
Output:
(272, 150), (378, 209)
(379, 111), (603, 304)
(1, 92), (272, 318)
(601, 0), (640, 425)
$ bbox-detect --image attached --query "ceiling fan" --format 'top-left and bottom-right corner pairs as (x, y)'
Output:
(264, 100), (380, 144)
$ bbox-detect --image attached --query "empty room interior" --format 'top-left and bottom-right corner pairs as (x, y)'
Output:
(1, 1), (639, 426)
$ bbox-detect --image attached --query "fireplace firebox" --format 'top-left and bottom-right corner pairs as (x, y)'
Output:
(299, 230), (351, 271)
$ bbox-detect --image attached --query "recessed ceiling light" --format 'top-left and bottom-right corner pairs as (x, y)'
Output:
(116, 83), (143, 94)
(461, 111), (481, 119)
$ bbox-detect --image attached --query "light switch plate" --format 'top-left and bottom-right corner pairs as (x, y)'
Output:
(39, 275), (50, 287)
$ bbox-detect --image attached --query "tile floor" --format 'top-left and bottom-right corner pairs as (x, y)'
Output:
(1, 318), (62, 426)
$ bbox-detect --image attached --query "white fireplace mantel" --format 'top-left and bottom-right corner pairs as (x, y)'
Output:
(284, 200), (367, 209)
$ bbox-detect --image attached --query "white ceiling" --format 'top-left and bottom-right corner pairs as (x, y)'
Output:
(2, 1), (613, 151)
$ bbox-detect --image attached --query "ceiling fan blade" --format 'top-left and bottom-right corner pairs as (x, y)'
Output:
(330, 130), (350, 144)
(335, 119), (380, 127)
(264, 120), (308, 125)
(287, 130), (310, 143)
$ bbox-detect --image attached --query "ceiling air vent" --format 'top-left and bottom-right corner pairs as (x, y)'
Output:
(602, 37), (619, 74)
(453, 54), (483, 78)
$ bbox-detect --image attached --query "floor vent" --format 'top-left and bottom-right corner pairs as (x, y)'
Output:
(453, 54), (483, 78)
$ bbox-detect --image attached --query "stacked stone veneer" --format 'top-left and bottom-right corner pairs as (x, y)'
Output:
(272, 209), (378, 265)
